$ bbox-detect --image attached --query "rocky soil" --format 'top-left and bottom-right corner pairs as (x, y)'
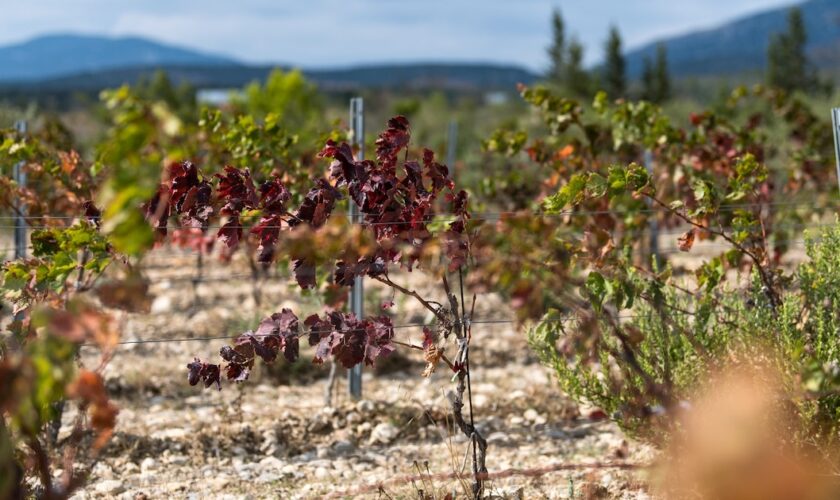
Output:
(38, 247), (652, 499)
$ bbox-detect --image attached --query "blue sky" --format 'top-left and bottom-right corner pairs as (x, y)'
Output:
(2, 0), (797, 69)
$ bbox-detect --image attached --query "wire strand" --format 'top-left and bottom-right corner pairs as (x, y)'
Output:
(77, 315), (634, 349)
(0, 199), (835, 229)
(3, 220), (830, 260)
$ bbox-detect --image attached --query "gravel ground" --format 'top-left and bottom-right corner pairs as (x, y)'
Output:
(22, 247), (653, 499)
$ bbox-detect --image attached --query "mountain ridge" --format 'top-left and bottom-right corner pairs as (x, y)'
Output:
(0, 33), (239, 82)
(624, 0), (840, 77)
(0, 34), (538, 92)
(3, 0), (839, 92)
(0, 62), (539, 94)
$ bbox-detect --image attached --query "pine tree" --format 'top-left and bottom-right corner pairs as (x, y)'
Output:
(566, 38), (591, 97)
(136, 70), (196, 118)
(604, 26), (626, 99)
(767, 8), (816, 93)
(641, 56), (655, 101)
(654, 43), (671, 102)
(641, 44), (671, 103)
(547, 9), (566, 84)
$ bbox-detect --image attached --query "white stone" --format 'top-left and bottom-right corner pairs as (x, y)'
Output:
(258, 456), (284, 471)
(166, 455), (189, 465)
(92, 462), (114, 480)
(94, 480), (126, 495)
(157, 428), (188, 439)
(314, 467), (330, 480)
(355, 400), (375, 413)
(210, 475), (232, 490)
(256, 472), (282, 484)
(487, 432), (510, 444)
(507, 389), (528, 401)
(472, 394), (490, 408)
(369, 422), (399, 444)
(332, 440), (355, 455)
(150, 295), (173, 313)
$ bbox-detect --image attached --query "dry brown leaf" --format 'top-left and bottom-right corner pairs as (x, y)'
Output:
(422, 344), (443, 378)
(677, 229), (696, 252)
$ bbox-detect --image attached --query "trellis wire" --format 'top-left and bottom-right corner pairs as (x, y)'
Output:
(76, 315), (644, 350)
(1, 237), (819, 288)
(0, 198), (835, 226)
(4, 218), (833, 259)
(5, 199), (837, 350)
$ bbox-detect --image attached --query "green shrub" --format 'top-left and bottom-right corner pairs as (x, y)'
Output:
(530, 222), (840, 444)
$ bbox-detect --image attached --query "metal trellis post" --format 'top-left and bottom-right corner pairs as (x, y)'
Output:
(13, 120), (28, 260)
(831, 108), (840, 196)
(446, 119), (458, 181)
(643, 149), (661, 269)
(348, 98), (365, 399)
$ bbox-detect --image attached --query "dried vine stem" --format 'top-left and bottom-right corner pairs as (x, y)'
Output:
(450, 370), (488, 498)
(443, 270), (488, 498)
(28, 435), (53, 498)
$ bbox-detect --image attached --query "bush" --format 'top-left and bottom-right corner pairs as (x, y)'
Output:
(529, 222), (840, 446)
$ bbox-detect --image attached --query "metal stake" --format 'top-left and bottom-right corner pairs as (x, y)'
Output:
(643, 149), (661, 269)
(348, 97), (365, 399)
(446, 119), (458, 180)
(13, 120), (28, 260)
(831, 108), (840, 196)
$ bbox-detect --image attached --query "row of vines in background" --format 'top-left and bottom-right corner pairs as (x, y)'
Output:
(2, 70), (840, 498)
(475, 84), (836, 318)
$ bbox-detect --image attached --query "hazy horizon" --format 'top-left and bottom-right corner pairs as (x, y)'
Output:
(2, 0), (798, 70)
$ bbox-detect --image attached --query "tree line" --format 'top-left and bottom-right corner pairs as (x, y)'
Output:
(546, 6), (825, 101)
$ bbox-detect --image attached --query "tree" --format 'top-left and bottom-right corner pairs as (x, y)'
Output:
(547, 9), (566, 84)
(767, 8), (817, 93)
(238, 69), (323, 129)
(655, 43), (671, 102)
(604, 26), (626, 99)
(641, 57), (655, 101)
(642, 43), (671, 103)
(135, 69), (197, 120)
(566, 38), (591, 97)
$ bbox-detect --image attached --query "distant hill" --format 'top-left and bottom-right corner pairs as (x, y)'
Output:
(625, 0), (840, 78)
(0, 34), (238, 82)
(0, 33), (538, 94)
(1, 62), (538, 93)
